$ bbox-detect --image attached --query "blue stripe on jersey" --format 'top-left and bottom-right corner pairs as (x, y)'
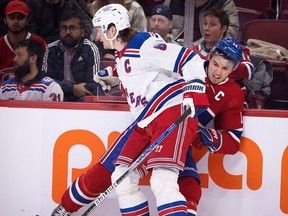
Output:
(128, 32), (152, 50)
(230, 129), (243, 139)
(123, 53), (140, 58)
(2, 87), (16, 93)
(173, 48), (197, 74)
(30, 88), (45, 93)
(141, 79), (185, 119)
(198, 109), (213, 126)
(156, 88), (183, 112)
(71, 179), (92, 204)
(174, 48), (186, 72)
(158, 200), (187, 215)
(120, 201), (149, 214)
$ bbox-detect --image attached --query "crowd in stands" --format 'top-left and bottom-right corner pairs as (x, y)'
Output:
(0, 0), (287, 109)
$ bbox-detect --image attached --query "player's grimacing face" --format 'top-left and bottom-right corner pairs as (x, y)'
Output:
(207, 54), (234, 84)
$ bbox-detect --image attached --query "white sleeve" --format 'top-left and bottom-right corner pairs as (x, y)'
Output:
(43, 82), (64, 101)
(139, 36), (206, 82)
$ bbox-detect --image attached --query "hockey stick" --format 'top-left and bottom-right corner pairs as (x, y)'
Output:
(81, 108), (191, 216)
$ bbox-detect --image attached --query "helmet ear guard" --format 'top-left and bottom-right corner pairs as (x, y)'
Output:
(211, 37), (243, 70)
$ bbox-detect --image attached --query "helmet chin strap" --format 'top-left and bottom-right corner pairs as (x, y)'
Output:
(104, 29), (119, 50)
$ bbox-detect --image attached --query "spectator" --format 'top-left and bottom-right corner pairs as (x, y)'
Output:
(192, 7), (254, 86)
(149, 4), (179, 44)
(163, 0), (239, 45)
(0, 0), (46, 83)
(26, 0), (93, 44)
(0, 39), (63, 101)
(44, 11), (103, 102)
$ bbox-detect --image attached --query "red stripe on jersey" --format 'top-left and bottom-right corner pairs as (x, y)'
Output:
(122, 205), (149, 216)
(158, 205), (187, 216)
(142, 81), (185, 119)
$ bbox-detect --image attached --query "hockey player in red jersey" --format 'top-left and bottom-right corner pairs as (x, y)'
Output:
(179, 37), (244, 215)
(51, 5), (244, 216)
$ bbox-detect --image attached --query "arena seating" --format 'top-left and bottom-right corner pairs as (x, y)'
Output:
(241, 19), (288, 109)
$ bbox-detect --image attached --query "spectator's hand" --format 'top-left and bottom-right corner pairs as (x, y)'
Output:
(182, 79), (209, 118)
(73, 83), (92, 97)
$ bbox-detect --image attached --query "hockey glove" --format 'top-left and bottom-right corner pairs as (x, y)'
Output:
(94, 66), (120, 91)
(183, 79), (209, 118)
(193, 128), (222, 153)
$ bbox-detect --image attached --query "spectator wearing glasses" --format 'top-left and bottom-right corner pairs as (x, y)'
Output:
(44, 10), (103, 102)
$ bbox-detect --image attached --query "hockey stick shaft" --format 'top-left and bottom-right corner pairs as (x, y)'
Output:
(82, 108), (191, 216)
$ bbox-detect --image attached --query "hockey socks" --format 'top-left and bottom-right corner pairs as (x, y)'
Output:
(120, 201), (149, 216)
(158, 200), (187, 216)
(178, 176), (202, 216)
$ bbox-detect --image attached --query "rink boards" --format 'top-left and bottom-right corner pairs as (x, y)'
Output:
(0, 100), (287, 216)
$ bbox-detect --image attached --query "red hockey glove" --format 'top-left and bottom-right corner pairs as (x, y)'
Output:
(192, 128), (222, 153)
(182, 79), (209, 118)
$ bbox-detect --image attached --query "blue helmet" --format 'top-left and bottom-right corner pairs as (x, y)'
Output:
(212, 37), (243, 65)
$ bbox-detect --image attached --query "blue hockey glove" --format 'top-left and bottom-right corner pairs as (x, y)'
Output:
(182, 79), (209, 118)
(194, 128), (222, 153)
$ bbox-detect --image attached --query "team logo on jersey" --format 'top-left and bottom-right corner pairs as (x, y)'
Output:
(154, 43), (167, 51)
(43, 77), (53, 82)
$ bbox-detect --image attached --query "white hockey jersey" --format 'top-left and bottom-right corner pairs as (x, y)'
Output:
(0, 76), (63, 101)
(115, 32), (206, 127)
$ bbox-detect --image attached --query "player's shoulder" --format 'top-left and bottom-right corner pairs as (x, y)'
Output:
(128, 32), (163, 49)
(1, 77), (17, 86)
(223, 78), (244, 101)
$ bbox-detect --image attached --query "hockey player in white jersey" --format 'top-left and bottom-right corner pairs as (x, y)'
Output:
(0, 39), (63, 101)
(91, 4), (209, 215)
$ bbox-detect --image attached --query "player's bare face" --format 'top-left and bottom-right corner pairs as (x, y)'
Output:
(207, 55), (234, 84)
(203, 15), (227, 48)
(5, 13), (28, 34)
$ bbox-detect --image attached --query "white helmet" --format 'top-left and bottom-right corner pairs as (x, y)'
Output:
(92, 4), (130, 32)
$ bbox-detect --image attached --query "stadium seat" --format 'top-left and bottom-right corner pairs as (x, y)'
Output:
(233, 0), (275, 18)
(237, 7), (262, 41)
(241, 19), (288, 49)
(242, 19), (288, 109)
